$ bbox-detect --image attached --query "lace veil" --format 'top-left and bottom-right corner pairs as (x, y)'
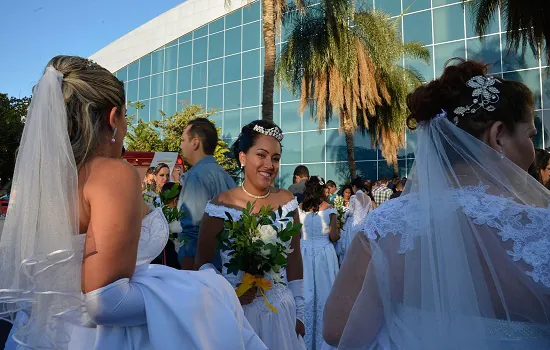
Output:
(348, 190), (373, 228)
(0, 67), (83, 348)
(330, 112), (550, 349)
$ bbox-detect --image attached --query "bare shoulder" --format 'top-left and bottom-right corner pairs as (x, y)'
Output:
(273, 188), (295, 203)
(84, 158), (141, 199)
(212, 187), (241, 206)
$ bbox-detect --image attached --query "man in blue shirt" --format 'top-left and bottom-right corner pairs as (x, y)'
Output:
(177, 119), (235, 270)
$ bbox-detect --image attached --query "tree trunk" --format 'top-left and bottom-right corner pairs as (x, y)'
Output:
(261, 0), (275, 123)
(342, 113), (357, 180)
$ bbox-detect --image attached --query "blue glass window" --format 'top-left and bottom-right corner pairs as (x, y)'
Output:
(127, 80), (138, 102)
(242, 78), (260, 107)
(281, 101), (301, 132)
(194, 25), (208, 39)
(377, 0), (401, 16)
(303, 131), (326, 163)
(163, 94), (177, 117)
(225, 54), (242, 82)
(281, 133), (301, 164)
(403, 11), (432, 45)
(149, 98), (163, 121)
(128, 61), (139, 80)
(208, 59), (224, 86)
(178, 42), (192, 67)
(165, 45), (178, 71)
(225, 27), (242, 55)
(139, 55), (151, 77)
(209, 32), (224, 60)
(226, 8), (242, 29)
(164, 70), (177, 95)
(192, 63), (207, 89)
(241, 106), (260, 126)
(177, 67), (191, 92)
(435, 41), (466, 77)
(467, 36), (502, 74)
(242, 49), (260, 79)
(192, 88), (207, 108)
(193, 37), (208, 63)
(224, 81), (241, 110)
(433, 4), (465, 44)
(151, 50), (164, 74)
(209, 18), (224, 33)
(138, 77), (150, 100)
(243, 22), (261, 51)
(150, 74), (163, 98)
(243, 1), (260, 24)
(223, 109), (241, 138)
(207, 85), (223, 111)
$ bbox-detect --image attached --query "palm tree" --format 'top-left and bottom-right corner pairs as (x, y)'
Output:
(225, 0), (305, 122)
(467, 0), (549, 60)
(277, 0), (429, 179)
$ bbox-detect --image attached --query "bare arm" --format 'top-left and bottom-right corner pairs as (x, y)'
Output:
(81, 159), (143, 293)
(329, 213), (340, 242)
(194, 213), (224, 270)
(286, 210), (303, 282)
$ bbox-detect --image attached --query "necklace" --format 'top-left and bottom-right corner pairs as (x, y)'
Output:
(241, 181), (271, 199)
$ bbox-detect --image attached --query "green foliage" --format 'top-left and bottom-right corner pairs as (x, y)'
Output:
(217, 201), (302, 279)
(125, 102), (237, 174)
(0, 94), (29, 184)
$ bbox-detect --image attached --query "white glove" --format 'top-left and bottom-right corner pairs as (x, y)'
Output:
(288, 279), (304, 324)
(85, 278), (146, 326)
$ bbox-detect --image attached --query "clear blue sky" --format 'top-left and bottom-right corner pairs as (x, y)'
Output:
(0, 0), (186, 98)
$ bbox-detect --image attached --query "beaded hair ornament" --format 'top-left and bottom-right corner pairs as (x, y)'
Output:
(452, 75), (501, 125)
(252, 124), (284, 142)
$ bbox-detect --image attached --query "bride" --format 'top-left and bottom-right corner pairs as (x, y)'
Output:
(323, 59), (550, 349)
(196, 120), (306, 350)
(0, 56), (265, 350)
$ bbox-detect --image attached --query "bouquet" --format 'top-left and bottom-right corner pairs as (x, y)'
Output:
(333, 195), (346, 228)
(217, 202), (302, 312)
(142, 184), (186, 244)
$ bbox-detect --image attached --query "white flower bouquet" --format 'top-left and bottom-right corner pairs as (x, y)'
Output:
(333, 195), (346, 228)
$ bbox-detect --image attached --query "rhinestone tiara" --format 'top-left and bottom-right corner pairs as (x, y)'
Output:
(252, 124), (284, 142)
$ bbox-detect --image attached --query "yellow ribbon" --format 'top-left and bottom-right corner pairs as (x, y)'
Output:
(236, 273), (278, 313)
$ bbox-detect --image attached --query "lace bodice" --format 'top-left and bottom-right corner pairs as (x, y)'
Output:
(204, 198), (299, 288)
(298, 208), (337, 240)
(75, 207), (169, 266)
(359, 185), (550, 288)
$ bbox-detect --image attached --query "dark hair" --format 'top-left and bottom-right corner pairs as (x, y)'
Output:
(528, 148), (550, 185)
(351, 177), (365, 191)
(397, 178), (407, 189)
(407, 59), (534, 138)
(326, 180), (336, 188)
(160, 182), (182, 203)
(154, 163), (170, 175)
(146, 167), (155, 176)
(187, 118), (218, 155)
(341, 184), (353, 197)
(293, 165), (309, 178)
(231, 120), (283, 167)
(302, 176), (325, 212)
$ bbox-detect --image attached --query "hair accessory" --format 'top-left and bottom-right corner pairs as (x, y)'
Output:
(319, 177), (325, 186)
(252, 124), (284, 142)
(452, 75), (501, 125)
(111, 127), (117, 143)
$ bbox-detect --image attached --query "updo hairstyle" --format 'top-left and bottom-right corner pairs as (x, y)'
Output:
(231, 120), (283, 168)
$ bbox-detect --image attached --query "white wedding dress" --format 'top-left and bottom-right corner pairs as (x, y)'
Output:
(203, 198), (307, 350)
(298, 208), (339, 350)
(57, 207), (265, 350)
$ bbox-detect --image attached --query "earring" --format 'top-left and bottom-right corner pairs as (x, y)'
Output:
(111, 127), (117, 143)
(498, 150), (505, 159)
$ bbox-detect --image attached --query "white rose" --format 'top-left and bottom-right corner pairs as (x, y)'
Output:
(270, 270), (284, 284)
(258, 224), (278, 245)
(169, 220), (182, 234)
(260, 248), (271, 257)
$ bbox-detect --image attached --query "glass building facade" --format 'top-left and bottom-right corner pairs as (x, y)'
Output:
(114, 0), (550, 188)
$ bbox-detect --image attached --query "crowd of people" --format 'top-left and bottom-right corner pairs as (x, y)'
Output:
(1, 55), (550, 350)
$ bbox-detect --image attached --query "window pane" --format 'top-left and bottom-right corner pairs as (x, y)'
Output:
(177, 67), (191, 92)
(138, 100), (149, 122)
(207, 85), (223, 111)
(281, 84), (297, 102)
(225, 27), (242, 55)
(358, 161), (379, 181)
(402, 0), (430, 13)
(502, 37), (539, 71)
(177, 92), (191, 108)
(151, 74), (163, 98)
(282, 133), (301, 164)
(405, 46), (434, 82)
(355, 132), (377, 161)
(163, 94), (177, 117)
(164, 70), (177, 95)
(302, 104), (322, 131)
(150, 98), (163, 121)
(208, 59), (224, 86)
(279, 165), (296, 190)
(242, 106), (260, 126)
(503, 69), (542, 109)
(325, 162), (348, 187)
(193, 37), (208, 63)
(242, 49), (260, 79)
(128, 61), (139, 80)
(139, 55), (151, 77)
(326, 129), (347, 162)
(465, 9), (499, 37)
(243, 1), (260, 23)
(432, 0), (457, 5)
(209, 112), (223, 130)
(466, 35), (502, 74)
(224, 81), (241, 110)
(433, 4), (464, 44)
(152, 50), (164, 74)
(138, 77), (150, 100)
(226, 8), (242, 28)
(406, 130), (417, 158)
(116, 67), (127, 81)
(281, 101), (301, 132)
(242, 78), (260, 107)
(377, 0), (401, 16)
(543, 68), (550, 110)
(194, 25), (208, 39)
(306, 163), (326, 180)
(403, 11), (432, 45)
(166, 38), (178, 47)
(179, 33), (192, 43)
(435, 41), (466, 77)
(223, 109), (241, 138)
(209, 18), (224, 33)
(127, 80), (138, 102)
(209, 32), (224, 60)
(303, 131), (325, 163)
(243, 22), (261, 51)
(533, 111), (543, 149)
(225, 54), (242, 82)
(127, 103), (137, 123)
(192, 88), (207, 108)
(178, 42), (192, 67)
(273, 103), (281, 126)
(192, 63), (207, 89)
(165, 45), (178, 71)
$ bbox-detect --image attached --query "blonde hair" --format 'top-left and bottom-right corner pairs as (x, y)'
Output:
(47, 55), (125, 169)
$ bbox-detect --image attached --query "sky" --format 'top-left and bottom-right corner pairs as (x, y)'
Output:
(0, 0), (186, 98)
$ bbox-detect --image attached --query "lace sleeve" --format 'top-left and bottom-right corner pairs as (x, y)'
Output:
(204, 201), (242, 220)
(281, 198), (299, 217)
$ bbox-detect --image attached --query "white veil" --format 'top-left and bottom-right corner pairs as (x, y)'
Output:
(0, 67), (83, 349)
(330, 111), (550, 349)
(349, 190), (373, 228)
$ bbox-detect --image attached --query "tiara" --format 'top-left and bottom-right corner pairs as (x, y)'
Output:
(452, 75), (501, 125)
(253, 124), (284, 142)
